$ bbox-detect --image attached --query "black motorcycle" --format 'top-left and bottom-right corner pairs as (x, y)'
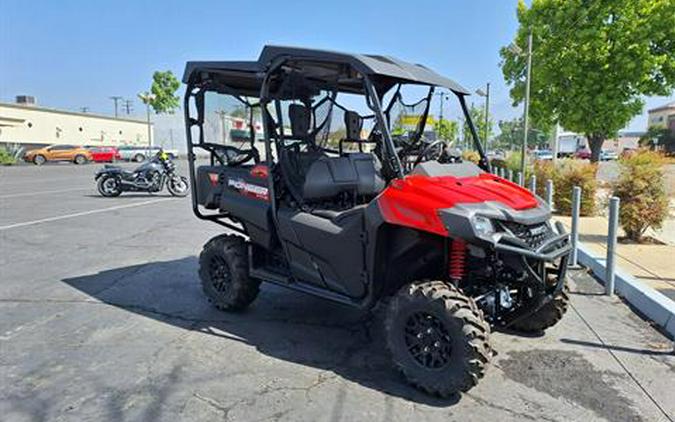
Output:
(95, 150), (189, 197)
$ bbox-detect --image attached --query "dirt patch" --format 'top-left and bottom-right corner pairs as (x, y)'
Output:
(500, 349), (642, 422)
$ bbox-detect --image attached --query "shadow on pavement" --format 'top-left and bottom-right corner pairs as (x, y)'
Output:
(83, 194), (177, 199)
(62, 257), (459, 407)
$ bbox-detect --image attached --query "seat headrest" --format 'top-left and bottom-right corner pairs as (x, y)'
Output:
(344, 111), (363, 140)
(289, 104), (311, 138)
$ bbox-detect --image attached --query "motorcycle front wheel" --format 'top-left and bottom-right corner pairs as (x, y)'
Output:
(167, 175), (189, 197)
(97, 175), (122, 197)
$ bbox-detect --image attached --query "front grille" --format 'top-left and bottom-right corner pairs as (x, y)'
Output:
(502, 222), (553, 249)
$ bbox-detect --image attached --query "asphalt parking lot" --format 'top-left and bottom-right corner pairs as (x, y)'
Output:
(1, 161), (674, 421)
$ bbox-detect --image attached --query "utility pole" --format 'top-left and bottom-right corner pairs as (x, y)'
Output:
(520, 29), (533, 176)
(122, 99), (133, 115)
(109, 96), (122, 118)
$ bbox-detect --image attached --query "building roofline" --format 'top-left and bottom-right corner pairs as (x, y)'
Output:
(0, 101), (152, 125)
(647, 102), (675, 113)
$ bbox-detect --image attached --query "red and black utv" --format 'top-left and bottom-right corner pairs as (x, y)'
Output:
(182, 46), (571, 396)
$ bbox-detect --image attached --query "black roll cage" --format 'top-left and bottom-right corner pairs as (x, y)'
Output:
(183, 54), (489, 231)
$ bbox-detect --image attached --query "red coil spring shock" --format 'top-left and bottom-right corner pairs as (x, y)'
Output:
(449, 239), (467, 283)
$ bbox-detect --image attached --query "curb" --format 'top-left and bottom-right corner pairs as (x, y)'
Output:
(576, 242), (675, 339)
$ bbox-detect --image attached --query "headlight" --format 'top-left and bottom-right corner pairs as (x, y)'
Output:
(471, 215), (494, 236)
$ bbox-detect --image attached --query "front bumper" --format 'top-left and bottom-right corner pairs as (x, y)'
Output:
(495, 221), (571, 327)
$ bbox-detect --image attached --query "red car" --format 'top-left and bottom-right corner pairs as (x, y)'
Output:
(574, 148), (591, 159)
(88, 147), (120, 163)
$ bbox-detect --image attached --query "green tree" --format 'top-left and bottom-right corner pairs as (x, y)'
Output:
(500, 0), (675, 162)
(639, 126), (675, 151)
(148, 70), (181, 113)
(434, 118), (458, 142)
(494, 117), (552, 151)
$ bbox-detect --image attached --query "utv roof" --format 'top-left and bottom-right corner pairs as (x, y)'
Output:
(183, 45), (470, 95)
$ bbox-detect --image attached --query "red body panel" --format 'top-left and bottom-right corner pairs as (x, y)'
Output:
(90, 148), (119, 162)
(377, 173), (539, 236)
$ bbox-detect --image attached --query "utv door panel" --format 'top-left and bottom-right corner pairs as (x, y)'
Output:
(276, 208), (366, 298)
(197, 165), (273, 249)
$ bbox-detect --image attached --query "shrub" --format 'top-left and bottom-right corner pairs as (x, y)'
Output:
(553, 159), (597, 216)
(462, 150), (480, 164)
(533, 160), (557, 198)
(0, 147), (17, 165)
(612, 150), (669, 242)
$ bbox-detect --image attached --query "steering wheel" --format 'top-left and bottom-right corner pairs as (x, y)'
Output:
(203, 143), (259, 166)
(413, 140), (448, 167)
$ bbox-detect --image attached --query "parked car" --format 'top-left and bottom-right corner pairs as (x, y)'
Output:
(88, 146), (121, 163)
(23, 144), (92, 165)
(532, 149), (554, 160)
(574, 148), (591, 159)
(118, 146), (179, 162)
(621, 147), (637, 158)
(600, 149), (618, 161)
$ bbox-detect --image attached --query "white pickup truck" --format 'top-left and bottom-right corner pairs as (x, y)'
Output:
(117, 146), (179, 162)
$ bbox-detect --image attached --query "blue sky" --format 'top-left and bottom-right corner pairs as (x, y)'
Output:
(1, 0), (672, 132)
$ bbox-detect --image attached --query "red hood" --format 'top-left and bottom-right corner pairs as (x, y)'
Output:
(377, 173), (539, 236)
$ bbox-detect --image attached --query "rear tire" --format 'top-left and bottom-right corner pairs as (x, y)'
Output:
(74, 154), (87, 165)
(97, 175), (122, 197)
(33, 155), (46, 165)
(134, 153), (145, 162)
(510, 281), (570, 333)
(199, 235), (260, 311)
(385, 280), (491, 397)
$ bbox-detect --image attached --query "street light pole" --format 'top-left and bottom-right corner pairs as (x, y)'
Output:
(520, 29), (533, 176)
(475, 83), (490, 152)
(138, 92), (156, 149)
(484, 82), (490, 151)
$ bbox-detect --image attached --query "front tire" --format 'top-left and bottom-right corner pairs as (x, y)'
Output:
(33, 155), (46, 165)
(385, 281), (491, 397)
(134, 153), (145, 163)
(97, 175), (122, 197)
(510, 281), (570, 333)
(74, 154), (87, 165)
(166, 175), (189, 197)
(199, 235), (260, 311)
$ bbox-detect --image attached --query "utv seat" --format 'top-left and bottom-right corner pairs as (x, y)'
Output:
(302, 153), (384, 200)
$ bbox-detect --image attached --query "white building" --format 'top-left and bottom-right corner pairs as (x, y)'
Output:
(0, 97), (152, 149)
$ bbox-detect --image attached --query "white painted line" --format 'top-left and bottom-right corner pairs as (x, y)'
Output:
(0, 187), (90, 199)
(0, 198), (175, 231)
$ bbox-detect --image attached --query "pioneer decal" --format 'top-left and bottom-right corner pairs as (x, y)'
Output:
(227, 178), (269, 201)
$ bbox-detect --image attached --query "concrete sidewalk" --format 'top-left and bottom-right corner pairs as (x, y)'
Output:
(556, 216), (675, 301)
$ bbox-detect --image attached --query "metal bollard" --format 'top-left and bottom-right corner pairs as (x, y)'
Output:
(517, 171), (523, 186)
(570, 186), (581, 267)
(500, 167), (505, 179)
(545, 179), (554, 209)
(606, 197), (620, 295)
(508, 169), (513, 182)
(529, 175), (537, 193)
